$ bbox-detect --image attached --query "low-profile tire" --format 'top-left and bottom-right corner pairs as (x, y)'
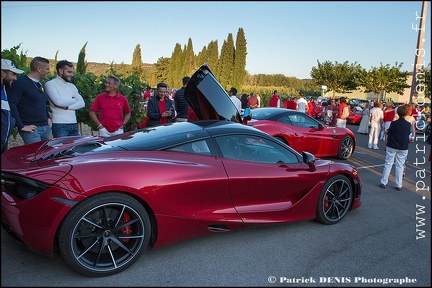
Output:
(58, 192), (151, 277)
(316, 175), (353, 225)
(337, 135), (354, 160)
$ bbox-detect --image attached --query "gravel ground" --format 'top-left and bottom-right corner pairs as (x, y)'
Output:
(7, 123), (96, 149)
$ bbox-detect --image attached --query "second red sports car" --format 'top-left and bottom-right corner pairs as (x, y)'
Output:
(247, 108), (356, 160)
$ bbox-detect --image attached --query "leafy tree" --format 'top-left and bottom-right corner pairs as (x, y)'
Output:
(217, 33), (235, 90)
(1, 43), (28, 73)
(206, 40), (219, 74)
(183, 38), (196, 78)
(231, 28), (247, 91)
(168, 43), (183, 88)
(154, 57), (170, 84)
(358, 62), (410, 102)
(76, 41), (88, 74)
(132, 44), (143, 76)
(310, 60), (361, 98)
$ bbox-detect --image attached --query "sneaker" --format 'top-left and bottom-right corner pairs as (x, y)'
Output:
(373, 147), (379, 150)
(380, 184), (386, 188)
(396, 187), (401, 191)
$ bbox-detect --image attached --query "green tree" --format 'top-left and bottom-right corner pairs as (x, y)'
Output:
(1, 43), (28, 73)
(231, 28), (247, 91)
(217, 33), (235, 90)
(183, 38), (196, 78)
(206, 40), (219, 74)
(132, 44), (143, 76)
(310, 60), (361, 98)
(76, 41), (88, 74)
(154, 57), (170, 84)
(168, 43), (183, 88)
(358, 62), (410, 102)
(51, 50), (59, 75)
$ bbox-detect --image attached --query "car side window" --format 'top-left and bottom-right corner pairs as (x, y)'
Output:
(166, 140), (211, 156)
(215, 135), (299, 164)
(278, 115), (292, 125)
(288, 114), (318, 129)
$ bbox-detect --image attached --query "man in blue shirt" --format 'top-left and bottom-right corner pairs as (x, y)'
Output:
(8, 57), (51, 145)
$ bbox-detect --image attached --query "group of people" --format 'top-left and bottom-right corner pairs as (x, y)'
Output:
(1, 57), (133, 153)
(228, 87), (261, 116)
(352, 99), (428, 191)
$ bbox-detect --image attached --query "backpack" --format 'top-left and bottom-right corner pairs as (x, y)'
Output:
(341, 106), (350, 119)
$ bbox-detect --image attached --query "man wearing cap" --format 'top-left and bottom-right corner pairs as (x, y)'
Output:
(1, 59), (24, 153)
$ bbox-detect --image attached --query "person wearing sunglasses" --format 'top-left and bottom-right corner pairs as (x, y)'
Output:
(7, 56), (52, 145)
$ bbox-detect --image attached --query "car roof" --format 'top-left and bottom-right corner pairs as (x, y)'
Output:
(102, 120), (271, 151)
(249, 107), (307, 120)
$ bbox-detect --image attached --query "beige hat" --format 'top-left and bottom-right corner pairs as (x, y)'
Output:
(1, 59), (24, 74)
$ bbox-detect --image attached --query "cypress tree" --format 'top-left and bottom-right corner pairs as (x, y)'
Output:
(232, 28), (247, 91)
(132, 44), (143, 76)
(76, 41), (88, 74)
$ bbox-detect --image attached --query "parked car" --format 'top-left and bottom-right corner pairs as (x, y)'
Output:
(247, 108), (356, 160)
(347, 110), (363, 125)
(1, 64), (362, 277)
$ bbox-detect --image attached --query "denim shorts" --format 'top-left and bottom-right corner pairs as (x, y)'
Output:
(52, 123), (79, 138)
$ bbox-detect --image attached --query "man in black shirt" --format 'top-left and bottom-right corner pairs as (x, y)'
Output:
(174, 76), (190, 122)
(380, 105), (412, 191)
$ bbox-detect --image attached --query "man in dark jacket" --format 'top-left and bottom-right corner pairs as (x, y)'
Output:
(1, 59), (24, 153)
(174, 76), (190, 122)
(380, 105), (412, 190)
(146, 82), (176, 127)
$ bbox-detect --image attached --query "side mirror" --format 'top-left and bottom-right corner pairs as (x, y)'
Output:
(302, 151), (316, 172)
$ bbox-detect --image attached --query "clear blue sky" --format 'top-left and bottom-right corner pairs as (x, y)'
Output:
(1, 1), (431, 79)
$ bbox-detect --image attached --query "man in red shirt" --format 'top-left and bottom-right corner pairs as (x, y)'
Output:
(89, 75), (131, 137)
(336, 97), (349, 128)
(284, 96), (297, 110)
(269, 90), (280, 107)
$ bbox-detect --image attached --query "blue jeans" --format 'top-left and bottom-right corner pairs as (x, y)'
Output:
(19, 125), (51, 145)
(52, 123), (79, 138)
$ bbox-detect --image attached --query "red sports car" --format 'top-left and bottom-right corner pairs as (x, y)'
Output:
(247, 108), (356, 160)
(1, 64), (362, 277)
(347, 110), (363, 125)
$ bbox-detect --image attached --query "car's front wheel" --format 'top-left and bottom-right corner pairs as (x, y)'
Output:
(58, 192), (151, 277)
(316, 175), (353, 225)
(337, 135), (354, 160)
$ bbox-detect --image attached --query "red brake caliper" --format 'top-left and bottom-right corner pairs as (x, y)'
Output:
(121, 212), (132, 243)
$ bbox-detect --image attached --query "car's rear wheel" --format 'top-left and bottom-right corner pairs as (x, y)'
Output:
(58, 192), (151, 277)
(337, 135), (354, 160)
(316, 175), (353, 225)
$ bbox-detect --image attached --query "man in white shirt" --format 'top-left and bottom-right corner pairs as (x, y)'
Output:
(228, 87), (242, 113)
(45, 60), (85, 138)
(296, 92), (308, 113)
(368, 102), (384, 149)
